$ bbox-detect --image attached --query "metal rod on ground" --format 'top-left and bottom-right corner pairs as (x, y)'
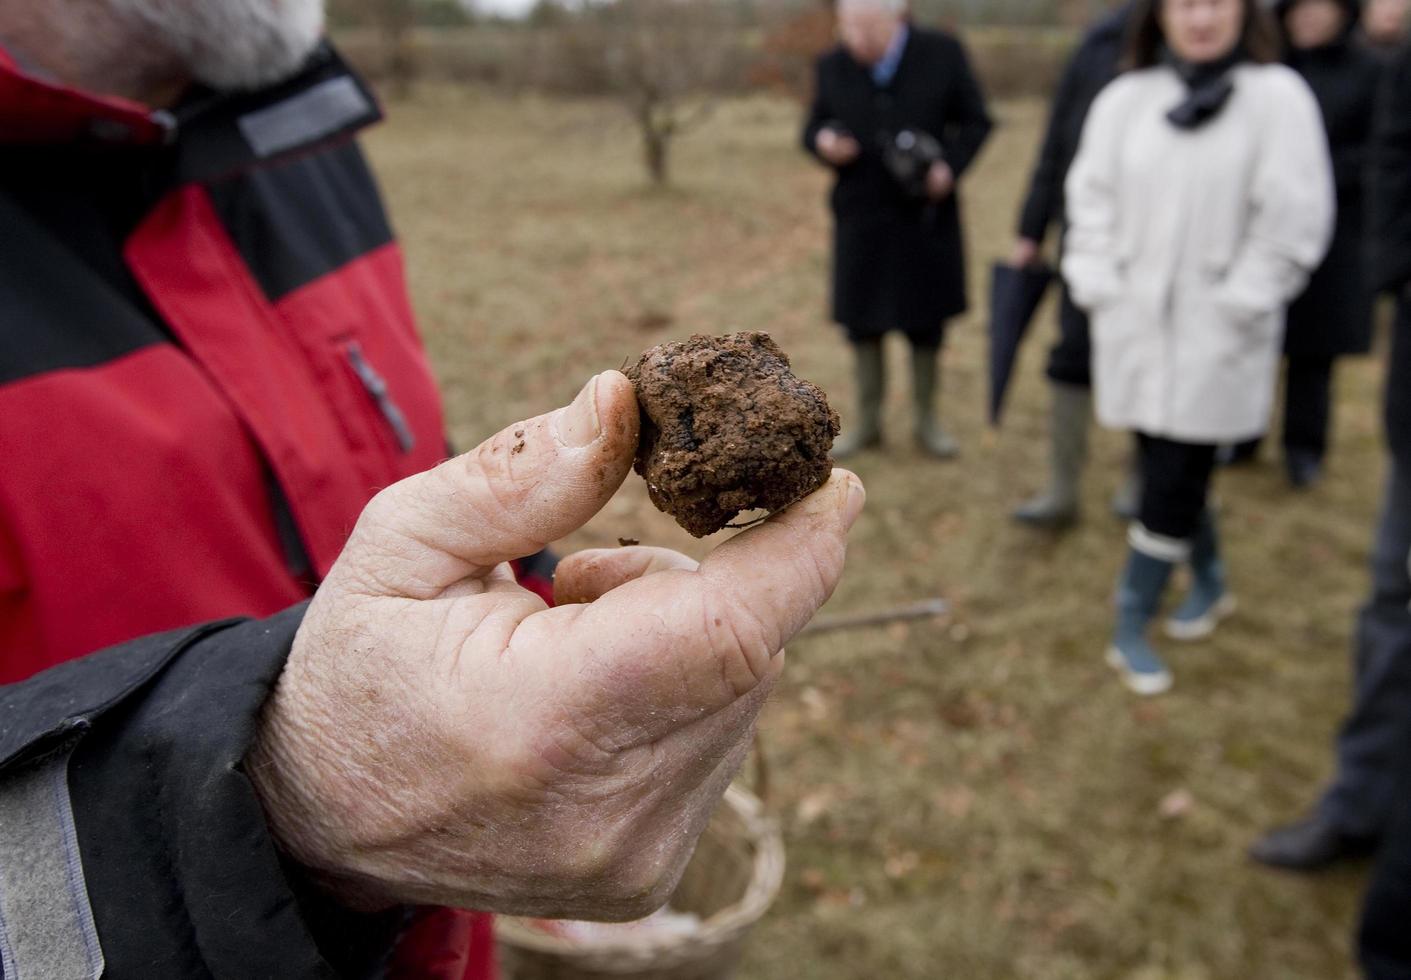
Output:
(798, 598), (950, 637)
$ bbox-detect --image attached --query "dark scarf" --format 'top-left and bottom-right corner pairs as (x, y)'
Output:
(1161, 44), (1248, 129)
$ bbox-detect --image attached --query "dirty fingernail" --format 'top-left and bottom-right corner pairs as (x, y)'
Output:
(841, 473), (865, 529)
(556, 374), (601, 448)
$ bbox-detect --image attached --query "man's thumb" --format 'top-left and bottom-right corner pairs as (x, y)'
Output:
(336, 371), (640, 599)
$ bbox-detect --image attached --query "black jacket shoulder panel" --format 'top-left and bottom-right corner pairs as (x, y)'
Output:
(0, 184), (170, 387)
(206, 139), (395, 302)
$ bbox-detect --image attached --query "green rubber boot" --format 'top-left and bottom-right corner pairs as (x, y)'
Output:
(1013, 381), (1091, 528)
(911, 344), (959, 459)
(833, 338), (885, 459)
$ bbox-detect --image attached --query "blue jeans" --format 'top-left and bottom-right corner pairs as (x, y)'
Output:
(1320, 462), (1411, 838)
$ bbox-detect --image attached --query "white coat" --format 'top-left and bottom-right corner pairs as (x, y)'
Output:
(1062, 63), (1335, 443)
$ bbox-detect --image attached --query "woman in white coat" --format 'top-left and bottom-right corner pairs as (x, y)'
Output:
(1063, 0), (1334, 694)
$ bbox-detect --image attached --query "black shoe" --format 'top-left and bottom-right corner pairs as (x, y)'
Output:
(1249, 813), (1377, 871)
(1286, 450), (1324, 489)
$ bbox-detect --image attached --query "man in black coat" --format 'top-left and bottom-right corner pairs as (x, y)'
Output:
(1009, 2), (1134, 527)
(1251, 37), (1411, 928)
(802, 0), (992, 459)
(1235, 0), (1383, 488)
(1357, 38), (1411, 978)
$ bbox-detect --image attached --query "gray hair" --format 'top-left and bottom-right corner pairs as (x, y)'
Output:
(837, 0), (908, 13)
(108, 0), (325, 91)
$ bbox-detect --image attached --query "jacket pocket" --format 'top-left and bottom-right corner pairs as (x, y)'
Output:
(340, 340), (416, 455)
(318, 334), (417, 491)
(1202, 262), (1275, 346)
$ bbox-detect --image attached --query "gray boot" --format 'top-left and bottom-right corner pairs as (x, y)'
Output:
(1013, 381), (1091, 528)
(911, 344), (959, 459)
(833, 338), (884, 459)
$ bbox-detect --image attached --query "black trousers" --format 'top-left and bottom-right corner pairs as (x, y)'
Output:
(1284, 355), (1335, 457)
(1322, 463), (1411, 838)
(843, 332), (940, 353)
(1045, 285), (1092, 388)
(1136, 434), (1218, 540)
(1233, 355), (1335, 460)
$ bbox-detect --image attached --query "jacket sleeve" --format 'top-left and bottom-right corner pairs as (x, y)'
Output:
(941, 36), (994, 179)
(1370, 43), (1411, 295)
(1017, 44), (1088, 242)
(1061, 83), (1127, 312)
(1215, 71), (1336, 320)
(801, 54), (835, 164)
(0, 606), (402, 979)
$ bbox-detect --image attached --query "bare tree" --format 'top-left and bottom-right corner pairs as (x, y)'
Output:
(544, 0), (747, 185)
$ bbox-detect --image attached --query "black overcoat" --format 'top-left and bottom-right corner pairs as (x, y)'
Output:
(1283, 34), (1384, 357)
(802, 26), (993, 345)
(1369, 41), (1411, 467)
(1016, 3), (1132, 242)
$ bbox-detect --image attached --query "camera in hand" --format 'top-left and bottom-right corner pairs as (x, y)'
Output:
(881, 128), (945, 199)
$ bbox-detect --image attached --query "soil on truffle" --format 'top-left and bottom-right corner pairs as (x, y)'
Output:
(625, 332), (840, 537)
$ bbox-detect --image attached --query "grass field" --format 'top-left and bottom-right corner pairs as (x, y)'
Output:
(364, 88), (1388, 979)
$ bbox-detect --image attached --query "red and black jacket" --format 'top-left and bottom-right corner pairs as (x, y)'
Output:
(0, 44), (453, 683)
(0, 44), (517, 980)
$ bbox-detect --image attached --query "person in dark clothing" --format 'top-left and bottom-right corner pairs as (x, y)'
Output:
(1363, 0), (1410, 55)
(802, 0), (993, 459)
(1230, 0), (1383, 488)
(1010, 2), (1136, 528)
(1251, 42), (1411, 933)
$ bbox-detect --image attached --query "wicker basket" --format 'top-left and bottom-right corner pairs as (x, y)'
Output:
(495, 784), (784, 980)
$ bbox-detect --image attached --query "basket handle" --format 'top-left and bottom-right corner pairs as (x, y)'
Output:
(747, 729), (771, 809)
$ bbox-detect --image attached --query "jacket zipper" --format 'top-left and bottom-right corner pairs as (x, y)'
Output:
(343, 341), (415, 454)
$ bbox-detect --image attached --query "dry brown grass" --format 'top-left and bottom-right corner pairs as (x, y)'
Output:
(364, 88), (1385, 979)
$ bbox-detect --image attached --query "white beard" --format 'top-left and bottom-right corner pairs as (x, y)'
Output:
(108, 0), (326, 92)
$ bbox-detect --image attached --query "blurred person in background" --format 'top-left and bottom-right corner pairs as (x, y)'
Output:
(802, 0), (993, 459)
(1223, 0), (1381, 487)
(1063, 0), (1334, 694)
(1009, 0), (1138, 529)
(1364, 0), (1411, 55)
(1252, 37), (1411, 891)
(1349, 38), (1411, 978)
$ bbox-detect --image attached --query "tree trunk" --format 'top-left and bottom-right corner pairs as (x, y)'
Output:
(387, 34), (415, 99)
(374, 0), (416, 99)
(643, 129), (670, 185)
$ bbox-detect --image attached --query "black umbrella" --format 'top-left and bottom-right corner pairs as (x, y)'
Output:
(988, 261), (1056, 427)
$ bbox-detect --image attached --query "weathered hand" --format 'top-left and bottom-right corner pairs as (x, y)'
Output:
(246, 371), (863, 921)
(1010, 237), (1040, 269)
(817, 127), (862, 167)
(926, 161), (955, 201)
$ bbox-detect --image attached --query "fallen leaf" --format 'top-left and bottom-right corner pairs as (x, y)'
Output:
(799, 686), (829, 722)
(1159, 788), (1194, 820)
(796, 788), (834, 825)
(884, 851), (920, 879)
